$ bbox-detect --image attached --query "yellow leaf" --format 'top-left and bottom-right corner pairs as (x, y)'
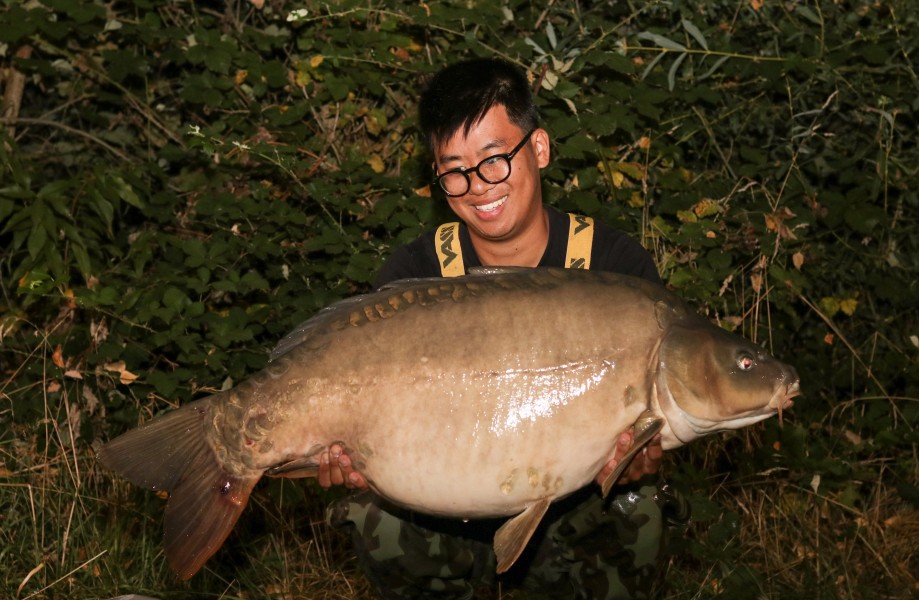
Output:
(295, 70), (311, 87)
(628, 192), (644, 208)
(104, 360), (127, 373)
(414, 185), (432, 198)
(839, 298), (858, 316)
(638, 136), (652, 150)
(616, 161), (645, 181)
(367, 154), (385, 173)
(310, 55), (324, 68)
(692, 198), (721, 218)
(793, 251), (805, 270)
(751, 0), (764, 10)
(234, 70), (248, 86)
(611, 171), (625, 188)
(819, 297), (840, 317)
(104, 360), (138, 385)
(676, 209), (697, 223)
(764, 213), (779, 232)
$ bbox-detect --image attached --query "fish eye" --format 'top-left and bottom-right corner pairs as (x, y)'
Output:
(737, 354), (756, 371)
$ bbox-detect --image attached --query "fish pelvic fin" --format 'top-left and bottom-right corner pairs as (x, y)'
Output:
(600, 412), (664, 498)
(494, 497), (551, 574)
(96, 399), (259, 580)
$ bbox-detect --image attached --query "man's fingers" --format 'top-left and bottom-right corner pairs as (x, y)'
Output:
(318, 452), (332, 488)
(317, 442), (369, 490)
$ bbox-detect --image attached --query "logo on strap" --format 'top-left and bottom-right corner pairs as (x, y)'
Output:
(436, 222), (465, 277)
(435, 214), (592, 276)
(565, 213), (594, 269)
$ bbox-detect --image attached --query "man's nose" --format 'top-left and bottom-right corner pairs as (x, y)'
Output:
(466, 170), (494, 195)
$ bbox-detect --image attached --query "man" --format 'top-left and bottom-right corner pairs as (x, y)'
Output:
(320, 58), (687, 599)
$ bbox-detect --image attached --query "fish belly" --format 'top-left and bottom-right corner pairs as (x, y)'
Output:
(220, 271), (663, 517)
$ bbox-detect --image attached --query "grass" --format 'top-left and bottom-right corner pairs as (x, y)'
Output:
(1, 352), (916, 599)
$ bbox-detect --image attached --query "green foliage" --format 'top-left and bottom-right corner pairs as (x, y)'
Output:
(0, 0), (916, 598)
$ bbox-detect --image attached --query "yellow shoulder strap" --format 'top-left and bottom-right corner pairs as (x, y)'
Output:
(435, 222), (465, 277)
(564, 213), (594, 269)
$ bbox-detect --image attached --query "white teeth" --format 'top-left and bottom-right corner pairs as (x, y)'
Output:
(475, 196), (507, 212)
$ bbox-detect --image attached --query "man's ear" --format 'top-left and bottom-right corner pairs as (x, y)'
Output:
(532, 128), (551, 168)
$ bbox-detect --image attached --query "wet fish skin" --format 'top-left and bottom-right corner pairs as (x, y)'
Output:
(97, 267), (799, 580)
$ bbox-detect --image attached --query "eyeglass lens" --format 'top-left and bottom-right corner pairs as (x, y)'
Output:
(436, 129), (534, 196)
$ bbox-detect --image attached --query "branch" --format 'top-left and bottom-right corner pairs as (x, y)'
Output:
(1, 45), (32, 141)
(0, 117), (133, 162)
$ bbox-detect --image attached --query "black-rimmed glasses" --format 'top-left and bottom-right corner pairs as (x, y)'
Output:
(434, 129), (535, 197)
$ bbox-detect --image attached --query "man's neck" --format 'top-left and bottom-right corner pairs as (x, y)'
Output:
(469, 206), (550, 267)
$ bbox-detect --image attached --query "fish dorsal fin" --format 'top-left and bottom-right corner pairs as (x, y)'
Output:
(600, 411), (664, 498)
(376, 276), (450, 291)
(270, 277), (458, 360)
(493, 496), (551, 573)
(467, 266), (533, 276)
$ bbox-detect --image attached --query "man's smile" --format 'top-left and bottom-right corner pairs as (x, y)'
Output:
(474, 195), (508, 213)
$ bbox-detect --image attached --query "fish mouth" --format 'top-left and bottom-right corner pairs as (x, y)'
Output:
(772, 379), (801, 425)
(474, 195), (508, 213)
(782, 380), (801, 409)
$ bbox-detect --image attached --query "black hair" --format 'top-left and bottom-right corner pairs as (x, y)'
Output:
(418, 58), (538, 151)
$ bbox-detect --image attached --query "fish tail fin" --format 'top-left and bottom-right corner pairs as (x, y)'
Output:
(97, 399), (259, 580)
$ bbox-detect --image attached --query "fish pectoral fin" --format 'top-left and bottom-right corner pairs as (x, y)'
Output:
(266, 458), (320, 479)
(493, 497), (551, 574)
(600, 412), (664, 498)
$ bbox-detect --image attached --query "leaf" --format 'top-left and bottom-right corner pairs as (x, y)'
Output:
(28, 220), (48, 260)
(52, 344), (65, 368)
(546, 21), (557, 50)
(111, 175), (145, 209)
(667, 52), (687, 91)
(699, 55), (731, 80)
(681, 20), (708, 51)
(839, 298), (858, 316)
(103, 361), (138, 385)
(639, 51), (668, 81)
(794, 5), (823, 26)
(636, 31), (687, 52)
(367, 154), (385, 173)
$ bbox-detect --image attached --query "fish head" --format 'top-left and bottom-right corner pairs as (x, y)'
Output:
(656, 315), (800, 447)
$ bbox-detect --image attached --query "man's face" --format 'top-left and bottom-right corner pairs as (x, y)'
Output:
(432, 105), (550, 243)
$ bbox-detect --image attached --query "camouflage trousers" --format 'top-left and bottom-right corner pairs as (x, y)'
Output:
(327, 478), (689, 600)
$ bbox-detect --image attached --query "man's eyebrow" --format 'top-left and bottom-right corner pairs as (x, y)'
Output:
(438, 138), (507, 164)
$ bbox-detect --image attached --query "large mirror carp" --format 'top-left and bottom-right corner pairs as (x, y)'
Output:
(98, 267), (800, 579)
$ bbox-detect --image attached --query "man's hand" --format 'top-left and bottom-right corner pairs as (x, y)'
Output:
(594, 429), (663, 488)
(318, 443), (369, 490)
